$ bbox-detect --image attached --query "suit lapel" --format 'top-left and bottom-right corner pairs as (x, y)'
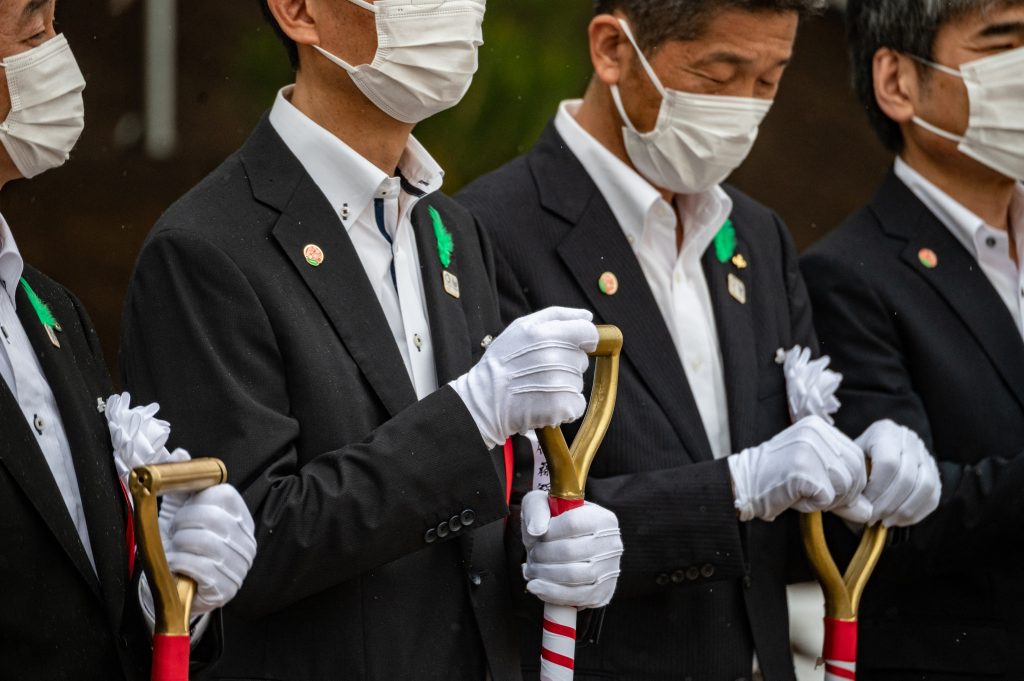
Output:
(551, 181), (715, 463)
(6, 286), (128, 610)
(874, 172), (1024, 412)
(703, 231), (759, 450)
(261, 144), (418, 418)
(411, 200), (472, 384)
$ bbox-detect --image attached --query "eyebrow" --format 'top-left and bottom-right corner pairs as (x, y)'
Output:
(693, 51), (791, 68)
(20, 0), (50, 22)
(976, 21), (1024, 38)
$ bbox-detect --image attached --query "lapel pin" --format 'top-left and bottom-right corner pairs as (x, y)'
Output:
(341, 203), (350, 220)
(918, 248), (938, 269)
(304, 244), (325, 267)
(599, 272), (619, 296)
(442, 270), (461, 299)
(715, 219), (737, 263)
(19, 278), (60, 349)
(728, 273), (747, 305)
(732, 254), (748, 270)
(481, 335), (494, 349)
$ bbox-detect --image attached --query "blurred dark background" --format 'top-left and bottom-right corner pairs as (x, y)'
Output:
(2, 1), (892, 381)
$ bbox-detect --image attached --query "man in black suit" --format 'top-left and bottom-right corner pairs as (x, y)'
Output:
(802, 1), (1024, 678)
(458, 1), (942, 679)
(0, 2), (256, 679)
(120, 1), (623, 679)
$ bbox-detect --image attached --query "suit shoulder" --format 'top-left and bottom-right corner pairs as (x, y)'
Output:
(148, 151), (273, 247)
(456, 155), (535, 228)
(804, 205), (886, 264)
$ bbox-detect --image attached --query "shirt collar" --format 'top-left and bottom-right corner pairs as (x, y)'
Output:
(0, 213), (24, 305)
(554, 99), (732, 252)
(268, 86), (445, 231)
(894, 156), (1024, 262)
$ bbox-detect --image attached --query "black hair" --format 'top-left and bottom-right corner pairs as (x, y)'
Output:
(593, 0), (827, 53)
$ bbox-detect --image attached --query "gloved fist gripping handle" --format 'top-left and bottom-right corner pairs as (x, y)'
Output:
(728, 416), (872, 523)
(857, 420), (941, 528)
(520, 490), (623, 610)
(451, 307), (600, 449)
(158, 483), (257, 616)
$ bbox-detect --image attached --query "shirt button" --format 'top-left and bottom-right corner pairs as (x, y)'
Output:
(33, 415), (45, 434)
(986, 236), (997, 248)
(627, 235), (636, 245)
(413, 334), (424, 351)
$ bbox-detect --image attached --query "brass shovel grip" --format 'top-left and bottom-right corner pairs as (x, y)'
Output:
(538, 325), (624, 500)
(129, 459), (228, 636)
(801, 512), (887, 620)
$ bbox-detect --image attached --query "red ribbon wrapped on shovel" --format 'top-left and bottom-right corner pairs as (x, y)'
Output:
(535, 325), (623, 681)
(129, 458), (228, 681)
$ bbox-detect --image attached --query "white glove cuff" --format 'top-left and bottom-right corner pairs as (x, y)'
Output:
(728, 453), (757, 523)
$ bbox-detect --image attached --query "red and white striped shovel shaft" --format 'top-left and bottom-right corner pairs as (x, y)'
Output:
(822, 617), (858, 680)
(539, 497), (584, 681)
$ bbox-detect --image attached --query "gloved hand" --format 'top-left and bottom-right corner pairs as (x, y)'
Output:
(106, 392), (174, 489)
(728, 416), (872, 523)
(159, 482), (257, 616)
(451, 307), (599, 449)
(783, 346), (842, 424)
(520, 490), (623, 609)
(856, 420), (941, 527)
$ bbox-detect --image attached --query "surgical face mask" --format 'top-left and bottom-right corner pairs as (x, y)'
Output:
(610, 19), (773, 195)
(314, 0), (486, 124)
(0, 34), (86, 180)
(912, 46), (1024, 181)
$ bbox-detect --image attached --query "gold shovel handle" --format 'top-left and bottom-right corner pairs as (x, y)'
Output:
(801, 512), (888, 620)
(538, 325), (624, 500)
(129, 459), (228, 635)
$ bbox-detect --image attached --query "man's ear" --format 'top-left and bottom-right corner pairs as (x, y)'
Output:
(873, 47), (918, 125)
(589, 13), (633, 87)
(266, 0), (320, 48)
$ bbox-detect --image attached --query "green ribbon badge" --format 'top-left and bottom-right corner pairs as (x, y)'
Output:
(428, 205), (453, 269)
(714, 219), (736, 264)
(20, 278), (61, 347)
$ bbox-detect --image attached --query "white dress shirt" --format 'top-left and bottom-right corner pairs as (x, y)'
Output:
(555, 100), (735, 459)
(270, 86), (442, 400)
(0, 214), (96, 570)
(895, 158), (1024, 339)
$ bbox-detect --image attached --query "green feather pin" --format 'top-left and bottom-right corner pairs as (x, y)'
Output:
(714, 220), (736, 264)
(20, 278), (57, 328)
(428, 205), (454, 269)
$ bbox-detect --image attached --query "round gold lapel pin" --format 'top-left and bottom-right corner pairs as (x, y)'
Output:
(304, 244), (325, 267)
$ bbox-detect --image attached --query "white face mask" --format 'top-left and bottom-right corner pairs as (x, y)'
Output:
(610, 19), (773, 195)
(314, 0), (486, 125)
(912, 46), (1024, 181)
(0, 34), (86, 180)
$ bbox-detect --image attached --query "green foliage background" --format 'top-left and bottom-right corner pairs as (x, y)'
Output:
(417, 1), (594, 189)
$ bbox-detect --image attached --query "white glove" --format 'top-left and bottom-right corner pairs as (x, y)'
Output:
(783, 346), (842, 425)
(159, 483), (257, 616)
(856, 420), (941, 527)
(451, 307), (599, 449)
(106, 392), (174, 489)
(520, 490), (623, 609)
(728, 416), (872, 523)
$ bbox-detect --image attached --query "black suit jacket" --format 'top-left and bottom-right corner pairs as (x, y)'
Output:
(0, 266), (149, 681)
(121, 115), (521, 681)
(801, 170), (1024, 680)
(457, 123), (814, 681)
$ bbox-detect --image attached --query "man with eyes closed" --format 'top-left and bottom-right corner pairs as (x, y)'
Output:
(457, 1), (940, 679)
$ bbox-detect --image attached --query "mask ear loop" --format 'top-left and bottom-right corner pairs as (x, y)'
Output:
(347, 0), (378, 11)
(610, 18), (666, 134)
(907, 53), (968, 144)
